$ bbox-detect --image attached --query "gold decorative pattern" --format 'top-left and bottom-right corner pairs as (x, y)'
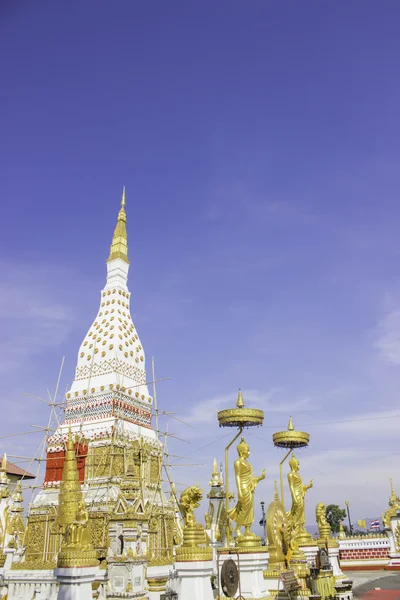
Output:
(107, 187), (129, 264)
(218, 390), (264, 428)
(176, 485), (212, 561)
(272, 417), (310, 449)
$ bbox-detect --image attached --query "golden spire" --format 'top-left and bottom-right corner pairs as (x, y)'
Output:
(236, 389), (245, 408)
(11, 481), (24, 513)
(212, 457), (218, 477)
(0, 454), (9, 491)
(390, 478), (398, 504)
(288, 416), (294, 431)
(107, 187), (129, 264)
(57, 429), (83, 526)
(273, 480), (279, 501)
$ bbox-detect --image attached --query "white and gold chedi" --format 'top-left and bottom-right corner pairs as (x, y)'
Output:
(1, 190), (177, 600)
(0, 189), (381, 600)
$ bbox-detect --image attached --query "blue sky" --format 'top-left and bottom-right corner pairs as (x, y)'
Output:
(2, 1), (400, 528)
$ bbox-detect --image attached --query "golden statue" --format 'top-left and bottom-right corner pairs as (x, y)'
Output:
(228, 437), (266, 540)
(179, 484), (202, 527)
(315, 502), (332, 541)
(265, 483), (288, 571)
(176, 485), (212, 560)
(66, 501), (91, 549)
(287, 454), (313, 546)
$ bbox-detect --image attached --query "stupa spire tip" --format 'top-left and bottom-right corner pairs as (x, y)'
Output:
(236, 389), (245, 408)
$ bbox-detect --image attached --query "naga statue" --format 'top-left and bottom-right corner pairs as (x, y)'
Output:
(179, 484), (203, 527)
(177, 485), (211, 560)
(228, 437), (266, 544)
(315, 502), (332, 541)
(287, 454), (313, 546)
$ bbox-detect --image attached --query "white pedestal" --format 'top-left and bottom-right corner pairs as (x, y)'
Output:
(386, 517), (400, 568)
(230, 551), (269, 599)
(146, 564), (171, 600)
(261, 575), (290, 600)
(175, 560), (214, 600)
(299, 544), (318, 565)
(54, 566), (99, 600)
(327, 544), (344, 579)
(3, 547), (16, 571)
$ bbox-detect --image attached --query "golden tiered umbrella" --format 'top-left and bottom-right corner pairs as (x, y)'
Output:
(272, 416), (309, 506)
(217, 390), (264, 546)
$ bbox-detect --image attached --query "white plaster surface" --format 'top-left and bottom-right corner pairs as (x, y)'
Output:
(54, 566), (99, 600)
(175, 560), (214, 600)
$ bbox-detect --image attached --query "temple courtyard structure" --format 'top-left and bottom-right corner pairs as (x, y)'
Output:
(0, 190), (398, 600)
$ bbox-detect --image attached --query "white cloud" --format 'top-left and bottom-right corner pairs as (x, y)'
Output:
(0, 261), (75, 372)
(325, 409), (400, 437)
(204, 183), (317, 226)
(375, 309), (400, 364)
(181, 388), (316, 427)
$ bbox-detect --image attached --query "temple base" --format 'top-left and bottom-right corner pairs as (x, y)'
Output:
(54, 566), (99, 600)
(219, 549), (269, 599)
(175, 559), (214, 600)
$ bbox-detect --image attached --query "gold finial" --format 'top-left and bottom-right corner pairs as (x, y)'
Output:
(0, 453), (9, 492)
(107, 188), (129, 264)
(288, 416), (294, 431)
(274, 480), (279, 500)
(236, 389), (245, 408)
(212, 457), (218, 477)
(390, 478), (398, 504)
(57, 429), (83, 526)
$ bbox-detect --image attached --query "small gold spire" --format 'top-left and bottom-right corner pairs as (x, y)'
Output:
(0, 453), (9, 492)
(11, 481), (24, 512)
(107, 187), (129, 264)
(288, 416), (294, 431)
(236, 389), (245, 408)
(274, 480), (279, 500)
(212, 458), (218, 477)
(57, 428), (83, 526)
(390, 478), (397, 503)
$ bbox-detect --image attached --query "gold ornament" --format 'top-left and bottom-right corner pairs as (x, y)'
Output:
(287, 454), (313, 547)
(107, 187), (129, 264)
(227, 437), (265, 547)
(382, 478), (400, 527)
(315, 502), (335, 546)
(176, 485), (212, 561)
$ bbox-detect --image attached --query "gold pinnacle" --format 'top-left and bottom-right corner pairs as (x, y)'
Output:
(212, 457), (218, 476)
(107, 188), (129, 264)
(274, 480), (279, 500)
(288, 416), (294, 431)
(236, 389), (245, 408)
(1, 454), (6, 472)
(57, 428), (83, 526)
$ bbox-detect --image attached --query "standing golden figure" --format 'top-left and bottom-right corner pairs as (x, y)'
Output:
(228, 437), (266, 545)
(287, 454), (313, 546)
